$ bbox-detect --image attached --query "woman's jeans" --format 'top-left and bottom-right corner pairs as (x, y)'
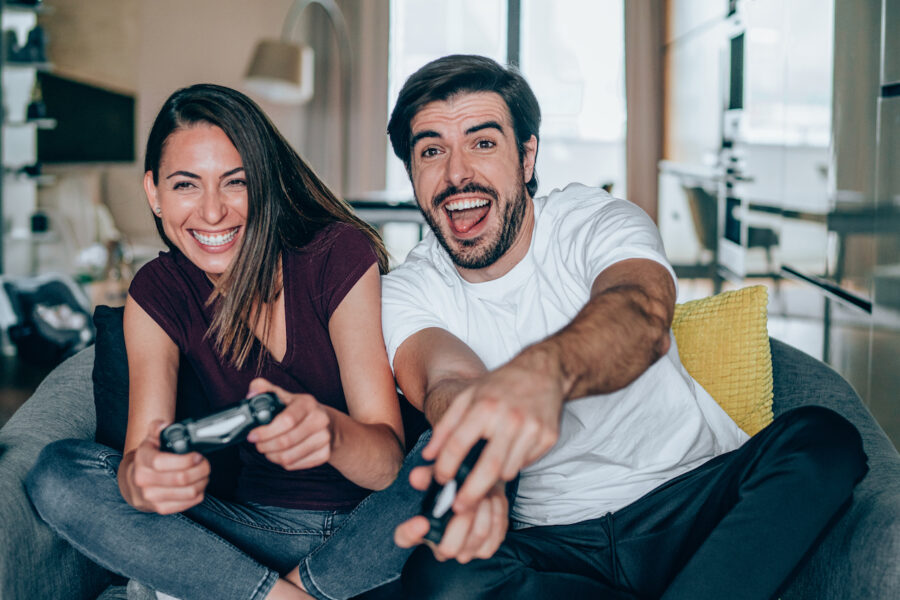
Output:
(25, 432), (431, 600)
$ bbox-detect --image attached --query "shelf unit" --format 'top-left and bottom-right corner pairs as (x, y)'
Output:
(1, 0), (53, 276)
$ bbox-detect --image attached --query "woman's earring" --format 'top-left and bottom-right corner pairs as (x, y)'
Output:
(154, 205), (161, 216)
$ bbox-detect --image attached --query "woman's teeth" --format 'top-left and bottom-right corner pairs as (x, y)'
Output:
(192, 228), (238, 246)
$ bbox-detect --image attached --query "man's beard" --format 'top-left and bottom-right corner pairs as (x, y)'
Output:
(418, 176), (529, 270)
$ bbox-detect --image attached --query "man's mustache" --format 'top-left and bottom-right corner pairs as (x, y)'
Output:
(432, 183), (499, 210)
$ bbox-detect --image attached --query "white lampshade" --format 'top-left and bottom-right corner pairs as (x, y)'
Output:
(245, 39), (315, 105)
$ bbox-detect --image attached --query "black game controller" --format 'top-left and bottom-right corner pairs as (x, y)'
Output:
(160, 392), (285, 454)
(421, 439), (488, 545)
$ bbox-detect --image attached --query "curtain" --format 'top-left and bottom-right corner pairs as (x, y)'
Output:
(297, 0), (390, 200)
(624, 0), (666, 222)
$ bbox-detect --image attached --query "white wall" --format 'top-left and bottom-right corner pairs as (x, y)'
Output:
(37, 0), (389, 257)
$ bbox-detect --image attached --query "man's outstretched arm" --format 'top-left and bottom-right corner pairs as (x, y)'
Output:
(426, 257), (676, 513)
(392, 327), (511, 563)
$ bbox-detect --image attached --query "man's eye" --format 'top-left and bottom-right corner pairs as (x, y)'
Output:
(421, 147), (440, 158)
(476, 139), (495, 149)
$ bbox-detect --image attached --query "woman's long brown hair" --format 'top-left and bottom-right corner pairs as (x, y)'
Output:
(144, 84), (389, 370)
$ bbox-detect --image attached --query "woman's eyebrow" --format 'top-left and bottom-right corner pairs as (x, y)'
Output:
(165, 170), (199, 180)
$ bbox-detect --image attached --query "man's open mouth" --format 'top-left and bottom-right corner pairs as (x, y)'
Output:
(444, 198), (491, 234)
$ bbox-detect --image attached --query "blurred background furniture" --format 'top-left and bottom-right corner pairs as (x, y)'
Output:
(681, 184), (780, 293)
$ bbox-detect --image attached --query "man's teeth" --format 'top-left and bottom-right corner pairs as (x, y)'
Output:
(445, 198), (489, 211)
(192, 228), (238, 246)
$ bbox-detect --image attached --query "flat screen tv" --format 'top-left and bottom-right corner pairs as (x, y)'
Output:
(36, 72), (135, 163)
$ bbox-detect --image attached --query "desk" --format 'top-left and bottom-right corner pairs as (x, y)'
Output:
(348, 199), (424, 226)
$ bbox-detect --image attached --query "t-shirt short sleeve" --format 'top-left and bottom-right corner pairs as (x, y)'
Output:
(307, 223), (379, 322)
(548, 190), (677, 293)
(128, 254), (193, 351)
(381, 256), (450, 369)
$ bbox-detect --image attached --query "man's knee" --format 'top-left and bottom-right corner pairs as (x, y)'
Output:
(402, 546), (506, 600)
(773, 406), (868, 486)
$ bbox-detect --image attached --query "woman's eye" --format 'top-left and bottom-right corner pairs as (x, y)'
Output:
(227, 178), (247, 188)
(173, 181), (194, 190)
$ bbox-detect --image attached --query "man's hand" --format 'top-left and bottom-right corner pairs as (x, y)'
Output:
(246, 379), (336, 471)
(426, 355), (564, 514)
(395, 464), (508, 563)
(122, 420), (210, 514)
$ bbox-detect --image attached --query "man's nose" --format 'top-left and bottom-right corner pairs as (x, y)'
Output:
(444, 149), (474, 187)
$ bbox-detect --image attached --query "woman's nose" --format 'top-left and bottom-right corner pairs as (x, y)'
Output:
(199, 190), (228, 223)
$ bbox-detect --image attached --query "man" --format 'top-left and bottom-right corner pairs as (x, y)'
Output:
(376, 54), (867, 599)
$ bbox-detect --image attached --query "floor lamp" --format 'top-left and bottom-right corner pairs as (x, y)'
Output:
(245, 0), (352, 194)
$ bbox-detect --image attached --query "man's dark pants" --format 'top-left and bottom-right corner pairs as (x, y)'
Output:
(403, 406), (868, 599)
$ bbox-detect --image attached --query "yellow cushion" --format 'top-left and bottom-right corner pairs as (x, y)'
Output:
(672, 285), (773, 436)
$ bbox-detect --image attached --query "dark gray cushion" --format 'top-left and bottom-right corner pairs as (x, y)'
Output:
(771, 338), (900, 599)
(90, 305), (239, 497)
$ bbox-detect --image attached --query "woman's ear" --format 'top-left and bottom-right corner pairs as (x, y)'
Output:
(143, 171), (159, 215)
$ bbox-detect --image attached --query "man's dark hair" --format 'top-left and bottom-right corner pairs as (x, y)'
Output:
(387, 54), (541, 197)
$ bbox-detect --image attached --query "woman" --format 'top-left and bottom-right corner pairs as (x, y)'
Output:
(26, 84), (405, 600)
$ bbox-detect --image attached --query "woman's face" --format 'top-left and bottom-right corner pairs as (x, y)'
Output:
(144, 124), (248, 280)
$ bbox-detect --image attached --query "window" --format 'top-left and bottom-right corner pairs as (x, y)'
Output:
(386, 0), (507, 194)
(384, 0), (626, 261)
(519, 0), (626, 197)
(387, 0), (626, 197)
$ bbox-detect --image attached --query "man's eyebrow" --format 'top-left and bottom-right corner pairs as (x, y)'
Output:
(465, 121), (504, 135)
(410, 120), (506, 151)
(410, 130), (441, 149)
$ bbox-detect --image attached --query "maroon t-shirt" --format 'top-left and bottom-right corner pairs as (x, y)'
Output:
(129, 222), (377, 510)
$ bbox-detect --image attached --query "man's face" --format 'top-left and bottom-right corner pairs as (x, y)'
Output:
(408, 92), (537, 274)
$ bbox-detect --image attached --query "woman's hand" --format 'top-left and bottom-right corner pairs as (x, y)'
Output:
(246, 379), (336, 471)
(119, 420), (211, 514)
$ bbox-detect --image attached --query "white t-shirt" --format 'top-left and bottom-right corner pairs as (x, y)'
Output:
(382, 183), (748, 528)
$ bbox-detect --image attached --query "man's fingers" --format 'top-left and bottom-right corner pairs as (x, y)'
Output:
(435, 507), (474, 560)
(499, 419), (541, 480)
(456, 497), (493, 563)
(409, 465), (433, 491)
(441, 408), (514, 510)
(432, 399), (500, 485)
(423, 389), (472, 461)
(394, 515), (431, 548)
(474, 493), (507, 559)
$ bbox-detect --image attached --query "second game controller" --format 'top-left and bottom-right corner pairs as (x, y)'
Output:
(420, 439), (488, 544)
